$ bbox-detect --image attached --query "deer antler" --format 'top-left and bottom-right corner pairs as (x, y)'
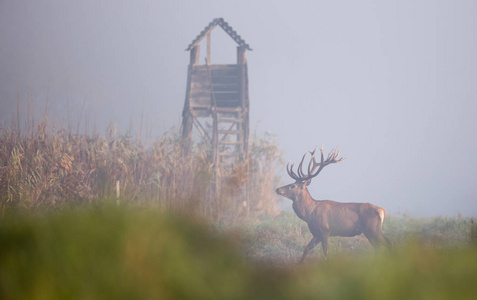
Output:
(287, 145), (345, 182)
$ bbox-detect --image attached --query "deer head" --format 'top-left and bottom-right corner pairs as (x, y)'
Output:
(275, 146), (345, 201)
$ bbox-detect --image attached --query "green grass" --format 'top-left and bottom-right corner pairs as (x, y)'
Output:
(0, 205), (256, 300)
(238, 212), (474, 264)
(1, 206), (476, 300)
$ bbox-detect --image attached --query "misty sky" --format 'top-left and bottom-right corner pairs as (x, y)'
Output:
(1, 1), (476, 216)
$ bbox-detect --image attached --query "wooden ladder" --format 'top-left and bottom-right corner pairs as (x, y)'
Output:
(215, 107), (244, 164)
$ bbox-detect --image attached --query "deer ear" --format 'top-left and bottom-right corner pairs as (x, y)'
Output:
(304, 179), (311, 186)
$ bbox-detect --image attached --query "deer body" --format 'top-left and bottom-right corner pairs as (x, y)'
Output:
(276, 146), (391, 263)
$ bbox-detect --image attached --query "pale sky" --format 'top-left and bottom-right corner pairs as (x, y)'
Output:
(1, 0), (476, 216)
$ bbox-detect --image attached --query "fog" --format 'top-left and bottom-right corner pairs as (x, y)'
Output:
(1, 1), (476, 217)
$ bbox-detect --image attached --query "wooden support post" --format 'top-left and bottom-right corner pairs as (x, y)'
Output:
(181, 45), (200, 156)
(237, 46), (249, 160)
(190, 45), (200, 65)
(237, 46), (247, 65)
(207, 33), (211, 65)
(181, 111), (193, 155)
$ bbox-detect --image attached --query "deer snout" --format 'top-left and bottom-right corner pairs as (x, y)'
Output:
(276, 187), (285, 195)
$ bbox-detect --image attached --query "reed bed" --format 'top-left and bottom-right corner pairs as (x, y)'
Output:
(0, 118), (283, 222)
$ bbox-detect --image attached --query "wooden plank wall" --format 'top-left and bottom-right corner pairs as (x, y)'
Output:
(189, 65), (241, 110)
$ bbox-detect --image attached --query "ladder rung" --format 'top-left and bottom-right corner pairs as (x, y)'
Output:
(219, 152), (240, 157)
(220, 141), (242, 145)
(218, 130), (241, 134)
(218, 119), (242, 123)
(190, 105), (210, 109)
(215, 107), (242, 113)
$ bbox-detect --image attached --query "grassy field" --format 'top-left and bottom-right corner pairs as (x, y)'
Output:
(1, 119), (477, 299)
(1, 205), (476, 300)
(237, 211), (474, 263)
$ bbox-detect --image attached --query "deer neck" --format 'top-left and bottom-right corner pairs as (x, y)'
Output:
(292, 188), (317, 222)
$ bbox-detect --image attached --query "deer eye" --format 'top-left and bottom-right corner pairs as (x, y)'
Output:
(289, 185), (296, 190)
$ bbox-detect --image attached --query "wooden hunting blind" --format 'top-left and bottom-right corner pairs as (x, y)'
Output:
(181, 18), (251, 168)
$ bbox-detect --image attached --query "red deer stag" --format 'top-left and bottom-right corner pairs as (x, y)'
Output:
(276, 146), (391, 263)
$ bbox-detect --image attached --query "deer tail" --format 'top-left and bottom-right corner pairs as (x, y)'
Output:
(375, 207), (386, 230)
(375, 207), (393, 251)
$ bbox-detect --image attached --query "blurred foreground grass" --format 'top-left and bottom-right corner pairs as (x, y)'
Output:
(1, 205), (476, 300)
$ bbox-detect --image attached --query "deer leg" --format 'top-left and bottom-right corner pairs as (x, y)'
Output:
(321, 236), (330, 259)
(382, 236), (393, 251)
(378, 235), (393, 252)
(366, 233), (391, 252)
(366, 233), (393, 252)
(368, 237), (379, 250)
(365, 234), (380, 250)
(300, 237), (319, 264)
